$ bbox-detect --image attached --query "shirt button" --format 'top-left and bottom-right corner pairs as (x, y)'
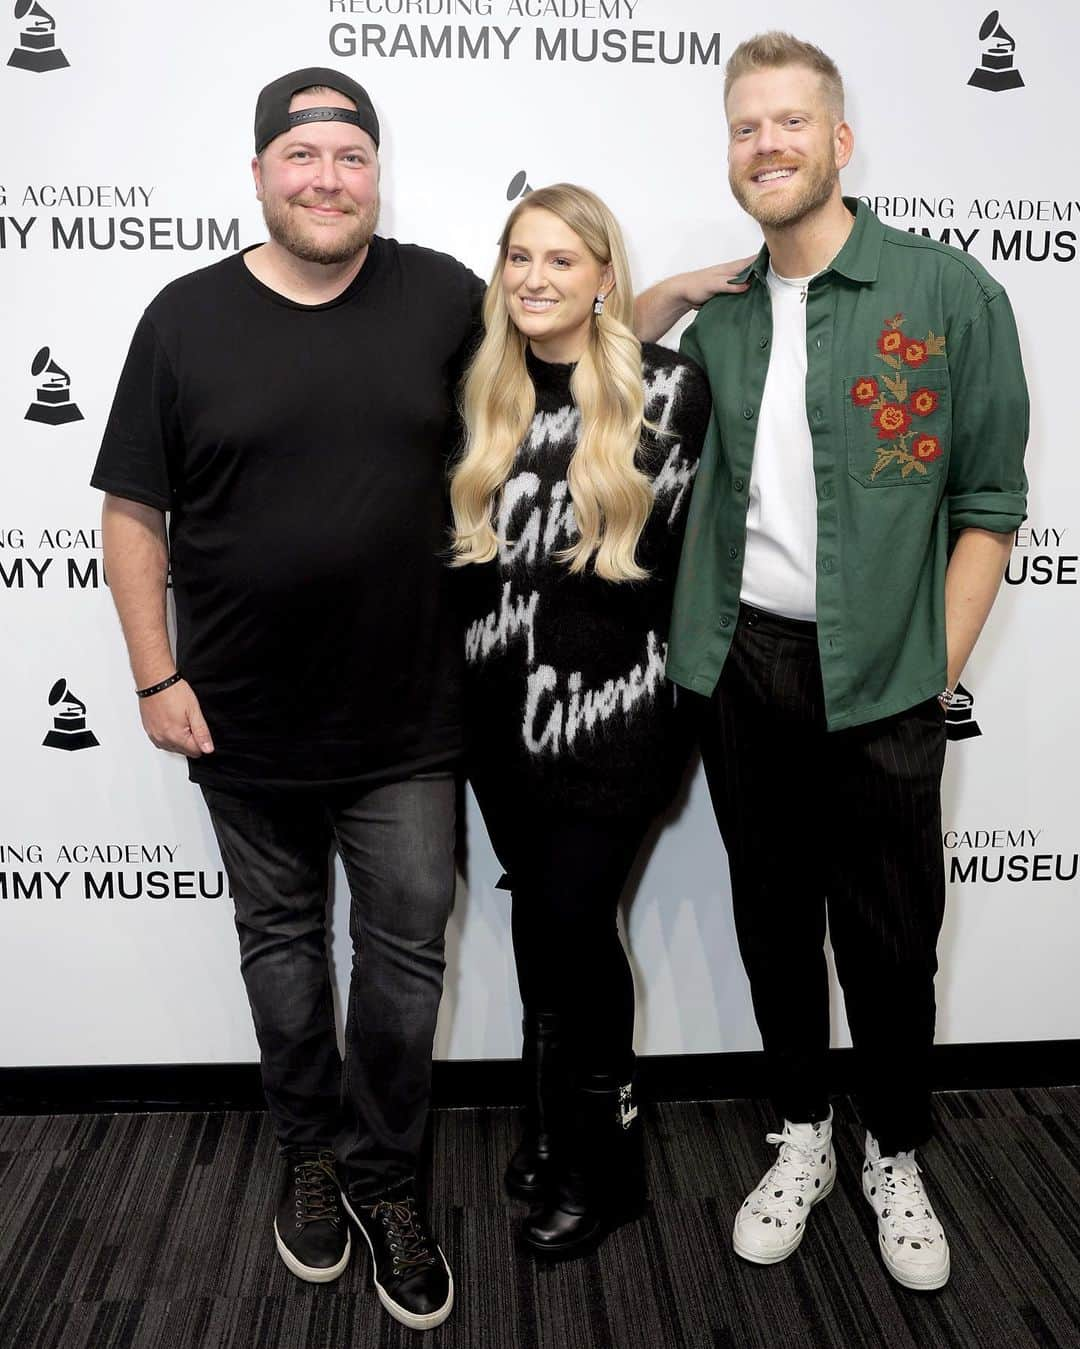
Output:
(743, 406), (754, 420)
(821, 557), (835, 572)
(758, 336), (769, 349)
(719, 615), (731, 628)
(815, 337), (824, 351)
(813, 408), (824, 422)
(820, 480), (833, 499)
(728, 546), (739, 560)
(733, 477), (745, 491)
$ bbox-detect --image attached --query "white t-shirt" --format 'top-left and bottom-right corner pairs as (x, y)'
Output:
(738, 264), (820, 622)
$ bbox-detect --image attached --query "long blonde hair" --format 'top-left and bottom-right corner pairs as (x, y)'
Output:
(450, 183), (653, 583)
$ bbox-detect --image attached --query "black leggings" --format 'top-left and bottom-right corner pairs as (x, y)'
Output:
(473, 779), (647, 1076)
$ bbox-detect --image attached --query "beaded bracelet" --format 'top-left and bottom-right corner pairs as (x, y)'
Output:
(136, 672), (182, 699)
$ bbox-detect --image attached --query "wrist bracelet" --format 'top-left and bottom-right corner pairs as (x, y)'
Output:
(938, 687), (957, 709)
(136, 672), (182, 699)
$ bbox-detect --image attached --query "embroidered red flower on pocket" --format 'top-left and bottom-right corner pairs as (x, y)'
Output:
(860, 314), (947, 480)
(901, 338), (929, 368)
(911, 434), (943, 463)
(872, 404), (912, 440)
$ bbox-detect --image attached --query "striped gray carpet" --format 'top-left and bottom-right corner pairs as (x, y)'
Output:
(1, 1088), (1078, 1348)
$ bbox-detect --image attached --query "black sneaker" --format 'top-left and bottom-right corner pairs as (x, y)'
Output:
(273, 1148), (351, 1283)
(342, 1183), (454, 1330)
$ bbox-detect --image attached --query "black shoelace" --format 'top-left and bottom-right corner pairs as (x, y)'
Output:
(292, 1151), (341, 1227)
(364, 1195), (436, 1270)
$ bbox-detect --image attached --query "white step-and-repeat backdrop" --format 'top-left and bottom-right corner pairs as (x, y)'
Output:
(2, 1), (1075, 1068)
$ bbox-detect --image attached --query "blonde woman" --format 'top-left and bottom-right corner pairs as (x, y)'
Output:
(450, 184), (711, 1258)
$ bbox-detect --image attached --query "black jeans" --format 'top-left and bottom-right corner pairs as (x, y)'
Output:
(694, 605), (947, 1155)
(472, 777), (646, 1077)
(201, 771), (456, 1200)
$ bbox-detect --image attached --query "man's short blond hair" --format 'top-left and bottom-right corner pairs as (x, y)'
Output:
(725, 32), (845, 124)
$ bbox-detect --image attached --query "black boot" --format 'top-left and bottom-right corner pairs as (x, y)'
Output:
(504, 1009), (562, 1201)
(521, 1068), (645, 1258)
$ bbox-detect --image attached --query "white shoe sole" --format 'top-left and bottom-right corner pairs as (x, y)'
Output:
(273, 1219), (351, 1283)
(733, 1171), (835, 1265)
(862, 1172), (950, 1291)
(341, 1192), (454, 1331)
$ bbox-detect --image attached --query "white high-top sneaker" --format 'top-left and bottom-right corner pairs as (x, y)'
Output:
(733, 1111), (835, 1264)
(862, 1132), (950, 1290)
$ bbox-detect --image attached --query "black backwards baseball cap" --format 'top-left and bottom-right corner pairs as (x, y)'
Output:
(254, 67), (380, 155)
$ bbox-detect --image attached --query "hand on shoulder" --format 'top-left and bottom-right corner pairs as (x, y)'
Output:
(635, 256), (755, 343)
(677, 257), (756, 309)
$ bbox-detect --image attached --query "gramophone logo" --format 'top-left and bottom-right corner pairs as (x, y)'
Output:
(945, 682), (982, 742)
(968, 10), (1024, 92)
(42, 678), (100, 751)
(506, 170), (533, 202)
(24, 346), (83, 425)
(7, 0), (69, 73)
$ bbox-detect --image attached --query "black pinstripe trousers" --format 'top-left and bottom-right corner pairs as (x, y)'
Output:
(692, 604), (947, 1154)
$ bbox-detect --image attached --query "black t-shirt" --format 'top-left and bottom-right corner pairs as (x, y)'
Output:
(92, 238), (484, 790)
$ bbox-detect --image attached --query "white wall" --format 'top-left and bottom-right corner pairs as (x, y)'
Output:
(2, 0), (1075, 1067)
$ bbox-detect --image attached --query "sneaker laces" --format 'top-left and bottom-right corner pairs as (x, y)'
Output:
(752, 1129), (827, 1220)
(875, 1154), (941, 1244)
(291, 1150), (341, 1227)
(363, 1193), (436, 1269)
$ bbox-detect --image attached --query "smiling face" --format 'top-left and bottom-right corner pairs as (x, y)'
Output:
(501, 207), (613, 364)
(726, 63), (851, 230)
(253, 89), (379, 265)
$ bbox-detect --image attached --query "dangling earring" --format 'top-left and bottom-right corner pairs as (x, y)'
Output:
(593, 292), (606, 316)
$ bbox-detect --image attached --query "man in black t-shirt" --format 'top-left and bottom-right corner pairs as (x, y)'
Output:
(92, 68), (483, 1333)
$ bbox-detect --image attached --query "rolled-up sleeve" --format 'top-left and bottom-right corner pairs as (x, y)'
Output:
(946, 289), (1029, 537)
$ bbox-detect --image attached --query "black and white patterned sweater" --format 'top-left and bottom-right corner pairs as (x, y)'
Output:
(457, 341), (711, 818)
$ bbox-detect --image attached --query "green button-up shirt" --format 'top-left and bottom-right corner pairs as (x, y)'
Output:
(668, 198), (1029, 731)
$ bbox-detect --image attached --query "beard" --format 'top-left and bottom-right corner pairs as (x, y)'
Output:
(729, 153), (837, 229)
(262, 192), (379, 264)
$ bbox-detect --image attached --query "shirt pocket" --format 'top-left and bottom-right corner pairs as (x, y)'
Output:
(843, 369), (951, 490)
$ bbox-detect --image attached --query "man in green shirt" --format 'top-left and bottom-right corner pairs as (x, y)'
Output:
(636, 32), (1028, 1292)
